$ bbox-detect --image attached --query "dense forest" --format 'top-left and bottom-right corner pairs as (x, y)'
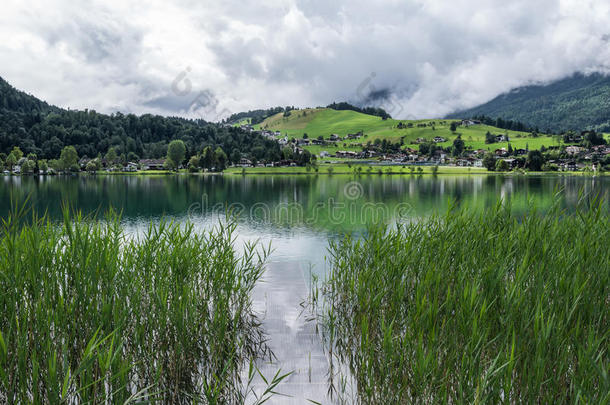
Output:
(0, 77), (282, 164)
(448, 73), (610, 133)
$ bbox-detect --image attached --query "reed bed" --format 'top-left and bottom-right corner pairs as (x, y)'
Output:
(0, 205), (274, 404)
(313, 196), (609, 404)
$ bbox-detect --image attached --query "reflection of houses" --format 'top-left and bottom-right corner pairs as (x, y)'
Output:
(139, 159), (166, 170)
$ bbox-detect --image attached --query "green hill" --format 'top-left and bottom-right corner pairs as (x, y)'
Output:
(256, 108), (559, 156)
(447, 73), (610, 133)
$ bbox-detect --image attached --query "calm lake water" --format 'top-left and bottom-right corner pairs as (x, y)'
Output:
(2, 173), (608, 403)
(1, 174), (608, 272)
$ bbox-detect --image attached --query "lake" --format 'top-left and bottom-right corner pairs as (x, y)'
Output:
(1, 174), (608, 273)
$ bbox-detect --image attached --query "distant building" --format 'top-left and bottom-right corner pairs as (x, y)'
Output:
(139, 159), (166, 170)
(124, 162), (138, 172)
(495, 148), (509, 157)
(566, 146), (582, 155)
(461, 119), (481, 127)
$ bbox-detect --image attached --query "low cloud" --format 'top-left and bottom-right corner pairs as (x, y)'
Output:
(1, 0), (609, 120)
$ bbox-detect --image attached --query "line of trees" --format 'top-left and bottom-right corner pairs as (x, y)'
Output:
(326, 102), (392, 120)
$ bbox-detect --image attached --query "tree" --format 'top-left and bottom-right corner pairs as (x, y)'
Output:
(485, 131), (496, 144)
(105, 147), (118, 166)
(496, 159), (509, 171)
(229, 150), (241, 165)
(166, 140), (186, 170)
(60, 146), (79, 172)
(201, 146), (215, 170)
(11, 146), (23, 161)
(86, 160), (100, 173)
(452, 135), (465, 157)
(482, 152), (496, 171)
(5, 153), (16, 171)
(38, 159), (48, 173)
(282, 147), (293, 161)
(22, 159), (36, 174)
(214, 147), (228, 171)
(526, 150), (544, 171)
(450, 122), (457, 132)
(188, 155), (200, 172)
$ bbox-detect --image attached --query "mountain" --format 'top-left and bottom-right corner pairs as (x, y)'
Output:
(447, 73), (610, 133)
(0, 77), (280, 162)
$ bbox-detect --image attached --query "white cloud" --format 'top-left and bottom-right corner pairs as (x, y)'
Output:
(1, 0), (609, 120)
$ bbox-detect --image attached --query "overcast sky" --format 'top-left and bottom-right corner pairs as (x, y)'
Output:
(2, 0), (610, 120)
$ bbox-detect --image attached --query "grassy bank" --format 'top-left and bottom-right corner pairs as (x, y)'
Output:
(0, 206), (274, 403)
(312, 198), (609, 403)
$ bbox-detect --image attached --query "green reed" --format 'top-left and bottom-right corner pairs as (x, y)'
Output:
(0, 204), (274, 404)
(313, 193), (609, 404)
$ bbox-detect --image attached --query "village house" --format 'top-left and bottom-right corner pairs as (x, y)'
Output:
(335, 151), (358, 158)
(495, 148), (509, 157)
(319, 151), (330, 158)
(461, 119), (481, 127)
(124, 162), (138, 172)
(238, 158), (252, 167)
(433, 136), (447, 143)
(329, 134), (340, 141)
(495, 134), (510, 142)
(561, 161), (578, 171)
(565, 146), (582, 155)
(139, 159), (166, 170)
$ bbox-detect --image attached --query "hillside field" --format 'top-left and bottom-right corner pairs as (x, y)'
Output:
(254, 108), (574, 157)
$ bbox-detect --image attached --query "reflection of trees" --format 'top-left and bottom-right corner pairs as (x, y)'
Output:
(0, 175), (608, 231)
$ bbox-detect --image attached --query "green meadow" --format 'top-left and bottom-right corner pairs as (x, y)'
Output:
(256, 108), (576, 153)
